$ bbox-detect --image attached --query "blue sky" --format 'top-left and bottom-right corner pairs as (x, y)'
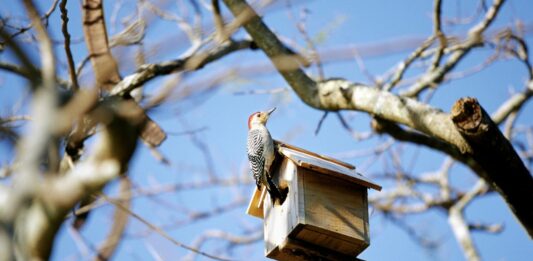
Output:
(1, 0), (533, 260)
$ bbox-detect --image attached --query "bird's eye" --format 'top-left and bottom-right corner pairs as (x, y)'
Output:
(256, 113), (261, 117)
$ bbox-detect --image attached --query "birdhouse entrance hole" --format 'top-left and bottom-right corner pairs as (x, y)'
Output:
(268, 153), (289, 206)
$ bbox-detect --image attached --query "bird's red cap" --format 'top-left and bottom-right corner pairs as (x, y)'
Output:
(248, 112), (259, 129)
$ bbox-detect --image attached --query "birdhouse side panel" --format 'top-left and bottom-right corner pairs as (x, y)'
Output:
(298, 168), (370, 250)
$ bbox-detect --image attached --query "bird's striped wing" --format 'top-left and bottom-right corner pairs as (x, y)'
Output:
(247, 129), (264, 189)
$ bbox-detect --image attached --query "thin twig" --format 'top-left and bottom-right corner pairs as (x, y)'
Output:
(314, 111), (328, 135)
(448, 180), (488, 261)
(233, 87), (288, 95)
(401, 0), (506, 97)
(287, 1), (324, 80)
(141, 0), (200, 46)
(59, 0), (79, 90)
(212, 0), (227, 42)
(384, 36), (435, 91)
(101, 194), (233, 261)
(352, 48), (379, 86)
(9, 0), (60, 39)
(0, 29), (40, 86)
(94, 177), (131, 261)
(429, 0), (446, 72)
(75, 55), (91, 78)
(167, 126), (209, 136)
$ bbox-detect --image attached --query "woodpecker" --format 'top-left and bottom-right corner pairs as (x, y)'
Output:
(247, 108), (284, 203)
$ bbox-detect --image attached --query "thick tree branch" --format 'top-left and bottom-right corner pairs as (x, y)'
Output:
(22, 0), (57, 91)
(451, 97), (533, 238)
(23, 160), (121, 259)
(222, 0), (319, 106)
(319, 79), (474, 154)
(77, 0), (166, 148)
(16, 98), (142, 260)
(371, 118), (482, 173)
(4, 1), (60, 259)
(82, 0), (121, 90)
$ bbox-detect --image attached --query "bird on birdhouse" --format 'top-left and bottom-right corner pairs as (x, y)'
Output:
(247, 108), (285, 204)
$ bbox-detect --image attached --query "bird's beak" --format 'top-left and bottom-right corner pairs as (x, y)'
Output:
(267, 107), (276, 115)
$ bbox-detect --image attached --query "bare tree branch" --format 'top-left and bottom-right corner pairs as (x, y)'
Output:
(110, 39), (254, 96)
(384, 36), (435, 91)
(59, 0), (79, 90)
(401, 0), (505, 97)
(448, 180), (488, 261)
(211, 0), (227, 42)
(102, 195), (233, 261)
(371, 117), (481, 173)
(0, 61), (34, 79)
(184, 229), (262, 260)
(451, 97), (533, 237)
(82, 0), (121, 90)
(492, 82), (533, 125)
(429, 0), (446, 72)
(94, 177), (131, 261)
(7, 0), (60, 39)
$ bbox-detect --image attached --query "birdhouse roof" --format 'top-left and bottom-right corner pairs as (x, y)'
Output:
(275, 141), (381, 191)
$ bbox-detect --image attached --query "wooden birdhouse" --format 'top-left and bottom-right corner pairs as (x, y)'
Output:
(246, 141), (381, 260)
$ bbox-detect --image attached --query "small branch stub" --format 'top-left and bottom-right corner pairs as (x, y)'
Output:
(451, 97), (487, 136)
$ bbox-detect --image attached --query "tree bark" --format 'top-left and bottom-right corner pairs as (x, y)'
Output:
(80, 0), (166, 148)
(82, 0), (121, 90)
(451, 97), (533, 238)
